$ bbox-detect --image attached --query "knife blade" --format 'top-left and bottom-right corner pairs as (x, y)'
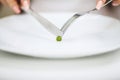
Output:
(22, 7), (63, 36)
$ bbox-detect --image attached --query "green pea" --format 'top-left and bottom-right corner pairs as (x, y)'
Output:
(56, 36), (62, 42)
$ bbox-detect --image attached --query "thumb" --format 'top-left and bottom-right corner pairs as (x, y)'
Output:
(21, 0), (30, 9)
(96, 0), (106, 10)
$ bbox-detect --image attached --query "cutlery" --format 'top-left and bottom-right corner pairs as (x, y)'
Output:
(22, 7), (64, 36)
(60, 0), (113, 35)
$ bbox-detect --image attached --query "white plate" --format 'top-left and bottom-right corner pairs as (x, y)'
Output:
(0, 13), (120, 58)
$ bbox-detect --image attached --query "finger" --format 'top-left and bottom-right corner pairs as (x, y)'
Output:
(6, 0), (21, 14)
(21, 0), (30, 9)
(96, 0), (106, 10)
(0, 0), (8, 6)
(112, 0), (120, 6)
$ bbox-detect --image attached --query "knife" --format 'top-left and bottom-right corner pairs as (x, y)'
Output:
(22, 7), (63, 36)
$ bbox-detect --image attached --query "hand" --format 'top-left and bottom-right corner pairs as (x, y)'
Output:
(0, 0), (30, 14)
(96, 0), (120, 9)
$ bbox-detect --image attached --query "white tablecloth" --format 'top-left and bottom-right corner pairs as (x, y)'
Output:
(0, 50), (120, 80)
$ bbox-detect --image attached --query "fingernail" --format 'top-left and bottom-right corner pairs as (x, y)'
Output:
(13, 6), (21, 14)
(112, 3), (119, 6)
(96, 0), (104, 10)
(23, 0), (29, 9)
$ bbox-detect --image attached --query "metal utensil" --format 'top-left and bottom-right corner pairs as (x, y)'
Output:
(60, 0), (113, 35)
(22, 7), (63, 36)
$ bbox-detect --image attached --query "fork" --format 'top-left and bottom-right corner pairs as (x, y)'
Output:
(60, 0), (113, 36)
